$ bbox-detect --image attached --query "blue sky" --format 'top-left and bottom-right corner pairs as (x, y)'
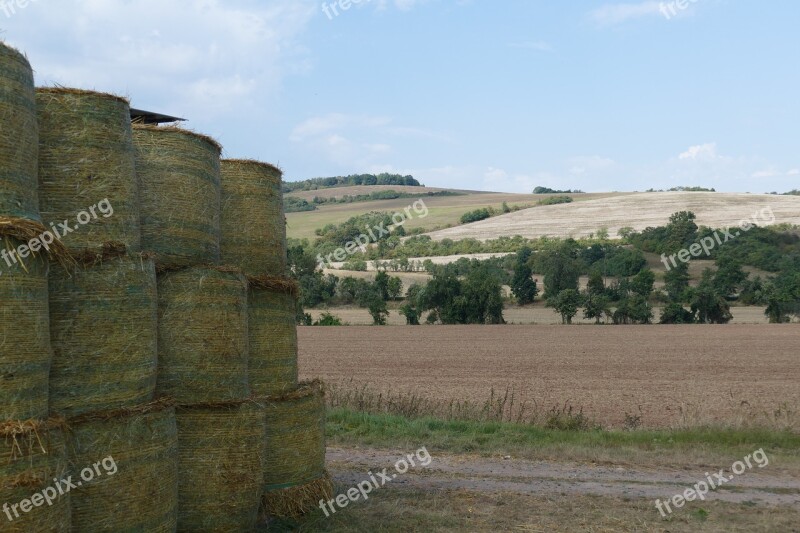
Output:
(2, 0), (798, 192)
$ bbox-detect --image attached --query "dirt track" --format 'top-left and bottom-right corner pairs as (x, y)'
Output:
(328, 447), (800, 508)
(299, 325), (800, 429)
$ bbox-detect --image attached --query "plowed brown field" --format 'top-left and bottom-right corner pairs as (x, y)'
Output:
(299, 325), (800, 429)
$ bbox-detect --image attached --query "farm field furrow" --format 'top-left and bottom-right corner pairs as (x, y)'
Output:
(299, 325), (800, 429)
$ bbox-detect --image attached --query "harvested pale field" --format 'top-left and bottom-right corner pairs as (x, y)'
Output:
(298, 325), (800, 429)
(286, 191), (629, 240)
(424, 192), (800, 241)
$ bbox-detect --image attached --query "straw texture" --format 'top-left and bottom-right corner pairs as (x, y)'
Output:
(133, 125), (221, 269)
(157, 267), (249, 403)
(176, 402), (265, 532)
(0, 419), (71, 532)
(248, 283), (298, 397)
(36, 88), (141, 253)
(0, 239), (51, 421)
(0, 42), (40, 221)
(67, 402), (178, 532)
(48, 255), (158, 417)
(220, 159), (287, 276)
(261, 381), (331, 518)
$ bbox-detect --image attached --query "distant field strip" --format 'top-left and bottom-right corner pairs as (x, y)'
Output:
(423, 192), (800, 242)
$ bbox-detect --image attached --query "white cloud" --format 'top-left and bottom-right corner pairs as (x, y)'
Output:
(678, 142), (718, 161)
(4, 0), (317, 124)
(588, 1), (663, 26)
(290, 113), (447, 169)
(787, 169), (800, 176)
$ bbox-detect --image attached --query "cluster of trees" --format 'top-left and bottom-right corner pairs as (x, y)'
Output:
(286, 190), (461, 212)
(533, 187), (584, 194)
(400, 263), (505, 325)
(645, 186), (716, 192)
(283, 174), (420, 193)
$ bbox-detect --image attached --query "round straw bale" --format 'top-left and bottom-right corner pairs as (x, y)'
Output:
(133, 125), (221, 269)
(157, 267), (249, 403)
(0, 42), (39, 221)
(261, 381), (332, 518)
(67, 402), (178, 532)
(176, 402), (265, 532)
(36, 88), (141, 253)
(248, 279), (299, 397)
(48, 254), (158, 417)
(220, 159), (287, 276)
(0, 240), (51, 421)
(0, 419), (70, 532)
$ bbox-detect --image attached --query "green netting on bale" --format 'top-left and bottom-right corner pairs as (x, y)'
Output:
(260, 381), (330, 518)
(48, 254), (158, 417)
(0, 42), (40, 221)
(133, 125), (221, 269)
(157, 267), (249, 403)
(0, 239), (51, 421)
(36, 88), (141, 254)
(176, 402), (265, 533)
(220, 159), (287, 277)
(67, 401), (178, 532)
(0, 419), (71, 532)
(248, 281), (299, 397)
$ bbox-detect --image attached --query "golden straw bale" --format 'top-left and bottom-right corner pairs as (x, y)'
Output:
(0, 418), (71, 532)
(36, 88), (141, 253)
(0, 239), (51, 420)
(220, 159), (287, 276)
(0, 42), (39, 221)
(176, 402), (264, 532)
(260, 381), (332, 518)
(66, 401), (178, 532)
(48, 254), (158, 417)
(157, 267), (249, 403)
(248, 277), (299, 397)
(133, 125), (221, 268)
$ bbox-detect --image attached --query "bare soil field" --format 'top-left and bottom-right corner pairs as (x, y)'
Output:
(424, 192), (800, 241)
(299, 325), (800, 429)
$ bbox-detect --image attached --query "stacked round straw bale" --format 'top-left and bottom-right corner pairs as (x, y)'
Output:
(218, 157), (332, 519)
(156, 267), (250, 404)
(34, 86), (177, 531)
(0, 42), (71, 531)
(220, 159), (287, 276)
(0, 41), (329, 529)
(175, 402), (265, 531)
(36, 88), (141, 254)
(133, 125), (222, 268)
(260, 381), (332, 519)
(66, 402), (179, 531)
(0, 420), (71, 532)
